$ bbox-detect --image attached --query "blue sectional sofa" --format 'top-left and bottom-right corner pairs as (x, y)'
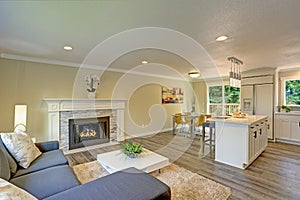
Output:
(0, 137), (171, 200)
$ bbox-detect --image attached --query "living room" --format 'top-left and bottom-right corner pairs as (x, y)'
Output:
(1, 1), (300, 200)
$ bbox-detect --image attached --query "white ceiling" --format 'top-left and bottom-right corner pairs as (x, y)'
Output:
(1, 0), (300, 79)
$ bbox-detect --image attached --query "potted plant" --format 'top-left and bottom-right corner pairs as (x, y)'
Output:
(122, 141), (143, 158)
(281, 105), (292, 112)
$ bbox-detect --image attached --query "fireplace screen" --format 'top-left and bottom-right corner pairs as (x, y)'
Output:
(69, 116), (110, 150)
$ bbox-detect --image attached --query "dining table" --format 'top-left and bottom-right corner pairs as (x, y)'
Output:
(172, 113), (211, 136)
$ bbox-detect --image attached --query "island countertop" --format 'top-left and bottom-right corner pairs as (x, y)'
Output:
(210, 115), (268, 125)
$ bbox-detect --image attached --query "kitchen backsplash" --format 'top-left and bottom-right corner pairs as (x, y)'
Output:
(290, 106), (300, 111)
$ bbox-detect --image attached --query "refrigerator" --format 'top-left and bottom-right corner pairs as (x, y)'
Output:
(241, 83), (274, 139)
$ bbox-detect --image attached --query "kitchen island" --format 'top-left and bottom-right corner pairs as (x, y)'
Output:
(211, 115), (268, 169)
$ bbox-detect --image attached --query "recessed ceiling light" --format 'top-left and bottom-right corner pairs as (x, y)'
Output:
(63, 45), (73, 51)
(216, 35), (229, 42)
(141, 60), (148, 64)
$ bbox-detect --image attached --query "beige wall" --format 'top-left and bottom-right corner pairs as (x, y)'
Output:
(192, 80), (207, 113)
(0, 58), (77, 140)
(111, 71), (193, 137)
(0, 58), (193, 140)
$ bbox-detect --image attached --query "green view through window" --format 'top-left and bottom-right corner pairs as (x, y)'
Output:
(208, 85), (240, 115)
(225, 86), (240, 104)
(285, 79), (300, 105)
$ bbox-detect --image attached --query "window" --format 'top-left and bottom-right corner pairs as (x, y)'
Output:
(209, 86), (223, 115)
(208, 85), (240, 116)
(225, 85), (240, 114)
(284, 79), (300, 106)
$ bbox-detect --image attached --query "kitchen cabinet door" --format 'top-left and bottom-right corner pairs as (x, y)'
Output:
(291, 121), (300, 142)
(254, 84), (273, 139)
(262, 120), (269, 148)
(279, 118), (291, 140)
(249, 127), (255, 161)
(275, 114), (300, 142)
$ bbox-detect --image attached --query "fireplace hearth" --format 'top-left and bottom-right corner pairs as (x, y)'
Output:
(69, 116), (110, 150)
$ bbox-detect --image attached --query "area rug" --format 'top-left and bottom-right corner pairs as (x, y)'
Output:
(72, 161), (231, 200)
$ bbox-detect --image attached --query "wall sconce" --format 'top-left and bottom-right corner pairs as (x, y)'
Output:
(84, 74), (100, 100)
(84, 74), (100, 93)
(14, 105), (27, 133)
(188, 72), (200, 78)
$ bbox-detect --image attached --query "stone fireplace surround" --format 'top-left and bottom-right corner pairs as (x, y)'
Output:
(44, 99), (126, 151)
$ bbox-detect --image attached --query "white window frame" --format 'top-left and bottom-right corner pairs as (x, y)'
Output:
(207, 84), (224, 115)
(281, 75), (300, 106)
(207, 83), (240, 115)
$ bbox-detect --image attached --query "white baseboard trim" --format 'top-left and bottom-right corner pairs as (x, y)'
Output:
(275, 138), (300, 146)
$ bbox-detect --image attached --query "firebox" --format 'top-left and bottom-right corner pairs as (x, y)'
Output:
(69, 116), (110, 150)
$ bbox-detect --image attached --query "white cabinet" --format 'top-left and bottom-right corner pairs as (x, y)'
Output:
(291, 121), (300, 141)
(241, 84), (274, 139)
(214, 116), (268, 169)
(275, 113), (300, 143)
(262, 119), (269, 148)
(248, 119), (268, 164)
(254, 84), (274, 139)
(249, 126), (256, 162)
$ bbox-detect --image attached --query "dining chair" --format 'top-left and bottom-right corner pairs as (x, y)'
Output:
(182, 112), (192, 125)
(193, 115), (206, 134)
(205, 114), (212, 120)
(174, 113), (191, 134)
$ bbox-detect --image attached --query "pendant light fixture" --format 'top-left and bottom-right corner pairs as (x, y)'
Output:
(227, 57), (243, 88)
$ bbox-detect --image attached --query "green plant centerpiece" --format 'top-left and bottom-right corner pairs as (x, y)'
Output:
(122, 141), (143, 158)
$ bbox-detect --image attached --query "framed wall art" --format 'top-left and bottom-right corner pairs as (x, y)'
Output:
(162, 87), (184, 104)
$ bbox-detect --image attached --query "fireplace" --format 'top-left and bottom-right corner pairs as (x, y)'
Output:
(69, 116), (110, 150)
(44, 99), (125, 151)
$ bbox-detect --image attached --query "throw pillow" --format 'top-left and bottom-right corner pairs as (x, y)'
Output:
(0, 135), (17, 174)
(0, 178), (38, 200)
(1, 132), (41, 169)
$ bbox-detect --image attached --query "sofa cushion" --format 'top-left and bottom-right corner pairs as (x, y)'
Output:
(1, 132), (42, 168)
(35, 141), (59, 152)
(12, 149), (68, 178)
(44, 167), (171, 200)
(0, 178), (38, 200)
(10, 165), (80, 199)
(0, 135), (17, 174)
(0, 147), (10, 180)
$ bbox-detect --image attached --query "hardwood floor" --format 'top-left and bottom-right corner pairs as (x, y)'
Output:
(66, 131), (300, 200)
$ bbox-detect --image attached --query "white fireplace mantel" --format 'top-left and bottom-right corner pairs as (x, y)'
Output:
(44, 98), (126, 145)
